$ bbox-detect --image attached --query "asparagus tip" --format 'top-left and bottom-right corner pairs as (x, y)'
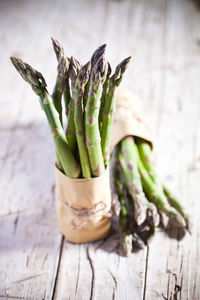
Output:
(91, 44), (106, 67)
(107, 62), (112, 77)
(69, 56), (80, 82)
(10, 56), (47, 94)
(168, 210), (187, 229)
(147, 202), (160, 227)
(111, 56), (132, 86)
(132, 232), (145, 249)
(51, 37), (64, 62)
(121, 234), (133, 257)
(92, 53), (107, 82)
(77, 60), (91, 88)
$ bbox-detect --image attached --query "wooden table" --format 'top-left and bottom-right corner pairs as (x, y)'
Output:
(0, 0), (200, 299)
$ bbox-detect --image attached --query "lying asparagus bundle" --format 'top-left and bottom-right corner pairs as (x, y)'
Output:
(11, 40), (131, 179)
(111, 136), (189, 256)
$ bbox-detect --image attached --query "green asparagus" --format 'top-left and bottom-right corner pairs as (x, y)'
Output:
(101, 57), (131, 166)
(135, 137), (189, 228)
(74, 61), (92, 178)
(66, 56), (80, 152)
(51, 38), (70, 126)
(10, 57), (80, 178)
(118, 136), (149, 226)
(85, 54), (107, 176)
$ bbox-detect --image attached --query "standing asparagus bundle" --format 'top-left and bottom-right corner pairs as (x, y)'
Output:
(10, 40), (131, 179)
(10, 40), (132, 244)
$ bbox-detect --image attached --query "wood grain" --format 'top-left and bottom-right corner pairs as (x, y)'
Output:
(0, 0), (199, 299)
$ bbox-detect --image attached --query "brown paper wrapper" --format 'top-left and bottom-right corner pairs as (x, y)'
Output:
(110, 89), (153, 151)
(55, 89), (151, 244)
(55, 166), (111, 243)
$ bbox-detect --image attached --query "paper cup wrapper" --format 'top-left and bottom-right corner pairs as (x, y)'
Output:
(110, 89), (153, 151)
(55, 166), (111, 243)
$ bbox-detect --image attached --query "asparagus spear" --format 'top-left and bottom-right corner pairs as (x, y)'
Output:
(118, 136), (149, 226)
(134, 141), (186, 228)
(51, 38), (71, 116)
(110, 146), (122, 216)
(146, 202), (160, 227)
(114, 171), (133, 256)
(135, 137), (161, 186)
(51, 38), (70, 125)
(74, 61), (91, 178)
(135, 137), (189, 228)
(132, 232), (145, 249)
(91, 44), (107, 67)
(66, 56), (80, 152)
(83, 44), (106, 107)
(10, 57), (80, 178)
(119, 192), (133, 257)
(163, 184), (190, 231)
(111, 147), (152, 252)
(114, 163), (146, 254)
(101, 57), (131, 166)
(99, 62), (112, 129)
(85, 54), (107, 176)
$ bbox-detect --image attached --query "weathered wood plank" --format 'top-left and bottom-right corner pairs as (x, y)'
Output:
(53, 223), (147, 300)
(0, 124), (62, 300)
(0, 0), (67, 298)
(144, 0), (200, 299)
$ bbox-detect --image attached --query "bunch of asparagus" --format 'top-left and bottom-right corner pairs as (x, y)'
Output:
(111, 136), (190, 256)
(11, 40), (131, 178)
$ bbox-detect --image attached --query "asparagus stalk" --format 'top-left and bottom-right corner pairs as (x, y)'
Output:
(134, 141), (186, 228)
(83, 44), (106, 108)
(110, 147), (122, 216)
(118, 136), (149, 226)
(114, 170), (133, 256)
(85, 54), (107, 176)
(74, 61), (92, 178)
(135, 137), (189, 228)
(135, 137), (161, 186)
(51, 38), (70, 125)
(99, 62), (112, 128)
(101, 57), (131, 166)
(10, 57), (80, 178)
(111, 147), (151, 252)
(163, 184), (190, 230)
(81, 45), (106, 122)
(66, 56), (80, 152)
(51, 38), (71, 116)
(119, 192), (133, 257)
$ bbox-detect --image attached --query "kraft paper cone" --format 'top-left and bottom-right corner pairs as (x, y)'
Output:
(55, 166), (111, 243)
(110, 89), (153, 151)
